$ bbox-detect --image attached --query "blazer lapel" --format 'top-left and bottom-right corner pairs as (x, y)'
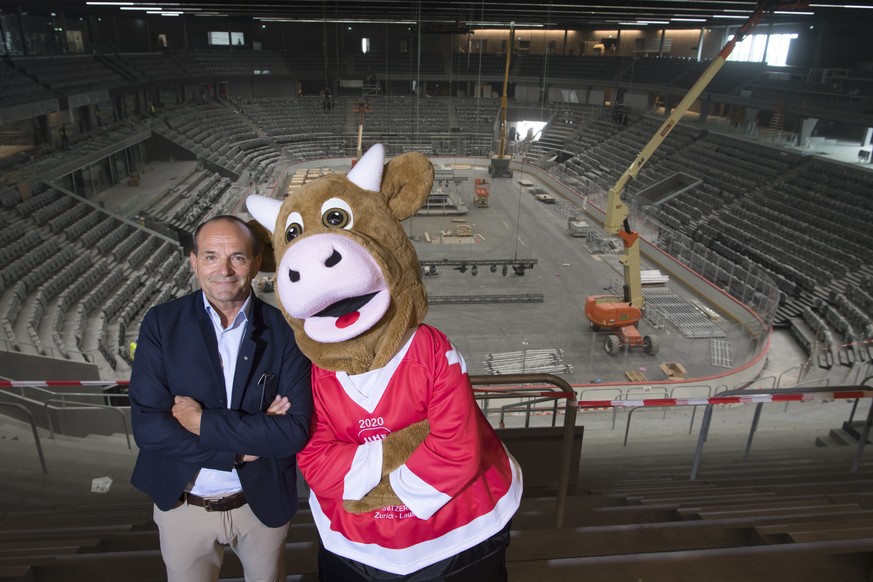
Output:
(230, 297), (266, 410)
(195, 295), (226, 395)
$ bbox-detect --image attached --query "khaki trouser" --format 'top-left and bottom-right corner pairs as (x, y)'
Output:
(153, 501), (289, 582)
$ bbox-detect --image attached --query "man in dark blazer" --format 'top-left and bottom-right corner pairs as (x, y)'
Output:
(130, 215), (312, 582)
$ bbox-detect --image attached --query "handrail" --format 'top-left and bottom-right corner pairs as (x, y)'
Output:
(851, 376), (873, 472)
(691, 385), (873, 480)
(43, 398), (132, 450)
(497, 396), (561, 429)
(574, 385), (873, 480)
(469, 374), (577, 528)
(623, 402), (705, 445)
(0, 402), (47, 473)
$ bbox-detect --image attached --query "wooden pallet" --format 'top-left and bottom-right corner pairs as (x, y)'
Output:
(625, 371), (647, 382)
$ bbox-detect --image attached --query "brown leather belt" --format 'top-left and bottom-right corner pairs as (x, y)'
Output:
(180, 491), (247, 512)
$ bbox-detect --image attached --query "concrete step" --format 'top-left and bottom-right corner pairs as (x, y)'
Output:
(505, 538), (873, 582)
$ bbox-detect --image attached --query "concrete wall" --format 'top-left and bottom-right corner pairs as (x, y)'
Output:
(0, 351), (100, 381)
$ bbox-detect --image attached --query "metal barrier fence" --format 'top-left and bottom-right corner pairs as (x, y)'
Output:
(576, 381), (873, 480)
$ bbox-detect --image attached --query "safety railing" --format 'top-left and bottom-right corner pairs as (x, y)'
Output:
(0, 381), (133, 464)
(0, 402), (47, 473)
(576, 381), (873, 481)
(42, 396), (132, 449)
(470, 374), (577, 528)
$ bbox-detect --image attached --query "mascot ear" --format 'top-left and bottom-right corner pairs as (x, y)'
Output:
(380, 152), (435, 221)
(247, 219), (276, 273)
(246, 194), (282, 234)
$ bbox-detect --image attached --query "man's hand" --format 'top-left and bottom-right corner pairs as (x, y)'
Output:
(265, 395), (290, 415)
(172, 396), (202, 435)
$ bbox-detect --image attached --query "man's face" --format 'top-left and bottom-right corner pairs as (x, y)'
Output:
(189, 220), (262, 308)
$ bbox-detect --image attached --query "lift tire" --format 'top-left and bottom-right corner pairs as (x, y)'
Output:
(604, 335), (621, 355)
(643, 334), (660, 355)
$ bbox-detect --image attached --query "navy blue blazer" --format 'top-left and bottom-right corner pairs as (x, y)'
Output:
(129, 291), (312, 528)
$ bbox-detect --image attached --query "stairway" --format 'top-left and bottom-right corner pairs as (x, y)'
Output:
(767, 100), (785, 142)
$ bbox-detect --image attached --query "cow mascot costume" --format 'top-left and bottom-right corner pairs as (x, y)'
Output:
(247, 144), (522, 580)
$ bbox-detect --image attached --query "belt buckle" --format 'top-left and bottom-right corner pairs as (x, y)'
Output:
(202, 493), (241, 512)
(203, 497), (226, 512)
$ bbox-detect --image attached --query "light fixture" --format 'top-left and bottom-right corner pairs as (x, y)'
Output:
(471, 265), (478, 276)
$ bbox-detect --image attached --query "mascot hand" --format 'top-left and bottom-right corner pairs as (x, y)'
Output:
(341, 420), (429, 514)
(380, 419), (429, 476)
(343, 476), (402, 514)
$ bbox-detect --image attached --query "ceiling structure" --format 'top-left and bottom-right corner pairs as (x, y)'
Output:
(27, 1), (873, 28)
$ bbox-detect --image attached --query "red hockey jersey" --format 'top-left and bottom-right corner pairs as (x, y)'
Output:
(297, 324), (522, 575)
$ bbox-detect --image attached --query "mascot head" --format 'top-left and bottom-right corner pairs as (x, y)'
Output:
(247, 144), (435, 374)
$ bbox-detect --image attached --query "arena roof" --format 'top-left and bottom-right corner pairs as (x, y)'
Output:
(30, 1), (873, 29)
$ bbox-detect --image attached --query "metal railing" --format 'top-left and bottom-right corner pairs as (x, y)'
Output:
(469, 374), (577, 528)
(573, 381), (873, 482)
(692, 384), (873, 479)
(0, 402), (47, 473)
(43, 396), (132, 450)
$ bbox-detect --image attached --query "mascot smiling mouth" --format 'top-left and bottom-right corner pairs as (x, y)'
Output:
(300, 287), (391, 343)
(315, 292), (380, 329)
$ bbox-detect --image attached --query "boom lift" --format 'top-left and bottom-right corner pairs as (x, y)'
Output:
(584, 0), (807, 356)
(489, 22), (514, 179)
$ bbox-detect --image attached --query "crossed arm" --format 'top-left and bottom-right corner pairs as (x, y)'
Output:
(173, 394), (290, 462)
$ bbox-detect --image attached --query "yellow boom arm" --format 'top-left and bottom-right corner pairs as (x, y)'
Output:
(603, 0), (806, 310)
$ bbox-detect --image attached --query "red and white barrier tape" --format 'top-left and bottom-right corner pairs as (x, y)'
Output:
(576, 390), (873, 409)
(0, 380), (128, 389)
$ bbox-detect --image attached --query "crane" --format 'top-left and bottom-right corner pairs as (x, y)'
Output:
(489, 22), (514, 179)
(584, 0), (808, 356)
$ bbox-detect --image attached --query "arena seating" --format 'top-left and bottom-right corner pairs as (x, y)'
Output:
(165, 48), (292, 78)
(10, 55), (126, 93)
(0, 60), (57, 106)
(0, 174), (192, 373)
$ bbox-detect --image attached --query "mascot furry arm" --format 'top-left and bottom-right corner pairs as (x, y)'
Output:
(246, 144), (521, 577)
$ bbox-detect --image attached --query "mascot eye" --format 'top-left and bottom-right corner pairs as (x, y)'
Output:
(322, 208), (351, 228)
(320, 198), (354, 230)
(285, 222), (303, 242)
(284, 211), (304, 243)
